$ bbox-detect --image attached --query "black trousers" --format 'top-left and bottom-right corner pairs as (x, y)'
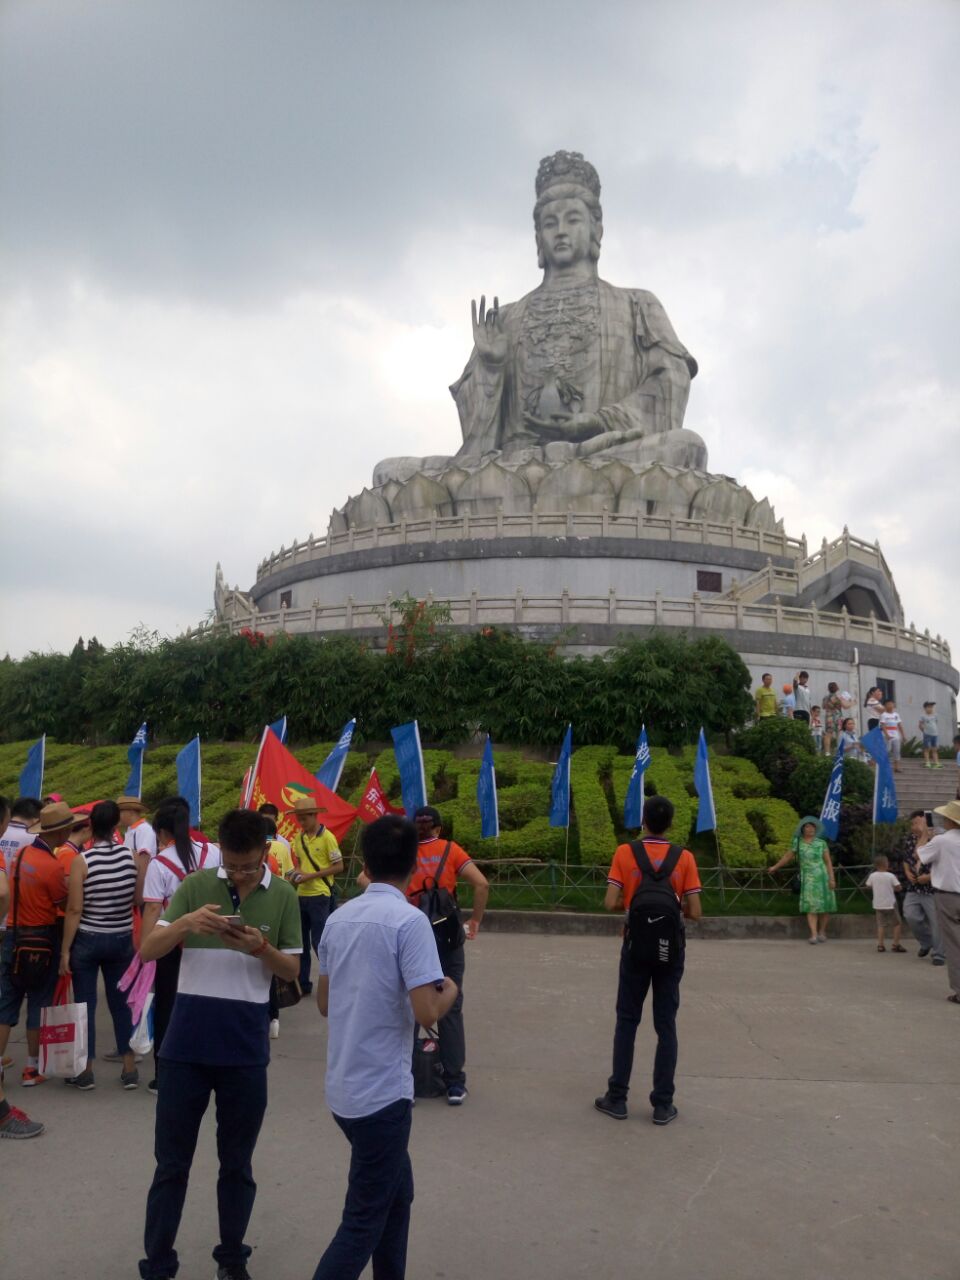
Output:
(608, 950), (684, 1108)
(312, 1099), (414, 1280)
(140, 1058), (267, 1279)
(152, 948), (181, 1073)
(438, 945), (466, 1087)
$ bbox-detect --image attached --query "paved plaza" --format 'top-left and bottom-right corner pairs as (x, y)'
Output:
(6, 933), (958, 1280)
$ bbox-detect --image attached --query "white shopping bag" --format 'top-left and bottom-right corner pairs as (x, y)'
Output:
(129, 993), (154, 1056)
(39, 977), (88, 1078)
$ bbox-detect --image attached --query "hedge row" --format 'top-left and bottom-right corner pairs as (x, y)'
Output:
(0, 738), (799, 868)
(0, 628), (754, 750)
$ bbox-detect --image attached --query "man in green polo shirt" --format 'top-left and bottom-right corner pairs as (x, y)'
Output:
(138, 808), (301, 1280)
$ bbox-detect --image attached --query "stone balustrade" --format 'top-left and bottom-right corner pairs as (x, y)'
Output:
(207, 589), (951, 663)
(255, 511), (809, 582)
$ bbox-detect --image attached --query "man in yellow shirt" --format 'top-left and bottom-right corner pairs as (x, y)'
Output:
(287, 796), (344, 994)
(754, 672), (778, 720)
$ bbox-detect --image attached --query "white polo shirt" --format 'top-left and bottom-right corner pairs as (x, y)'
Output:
(919, 827), (960, 893)
(125, 818), (158, 860)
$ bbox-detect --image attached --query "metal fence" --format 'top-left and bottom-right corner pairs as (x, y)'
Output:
(334, 855), (875, 914)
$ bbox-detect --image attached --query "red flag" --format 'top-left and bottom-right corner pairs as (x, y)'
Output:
(357, 767), (405, 824)
(248, 728), (358, 842)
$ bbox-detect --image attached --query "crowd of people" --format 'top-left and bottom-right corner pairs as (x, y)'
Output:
(754, 670), (960, 775)
(0, 762), (959, 1279)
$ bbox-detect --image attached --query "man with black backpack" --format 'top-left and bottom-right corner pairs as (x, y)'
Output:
(595, 795), (701, 1125)
(408, 805), (489, 1105)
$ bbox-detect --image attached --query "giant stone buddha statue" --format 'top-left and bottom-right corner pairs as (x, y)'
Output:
(343, 152), (782, 530)
(450, 150), (704, 470)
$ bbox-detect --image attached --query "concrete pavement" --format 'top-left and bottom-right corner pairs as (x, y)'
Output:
(4, 934), (958, 1280)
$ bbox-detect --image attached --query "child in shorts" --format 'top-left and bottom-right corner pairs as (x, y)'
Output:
(918, 702), (941, 769)
(810, 706), (823, 753)
(865, 856), (905, 953)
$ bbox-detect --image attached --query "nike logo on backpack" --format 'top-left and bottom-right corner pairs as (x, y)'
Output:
(647, 916), (665, 924)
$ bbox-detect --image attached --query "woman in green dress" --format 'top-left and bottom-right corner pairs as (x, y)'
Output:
(769, 816), (837, 943)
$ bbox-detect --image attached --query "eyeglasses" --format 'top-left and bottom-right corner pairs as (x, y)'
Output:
(222, 861), (263, 879)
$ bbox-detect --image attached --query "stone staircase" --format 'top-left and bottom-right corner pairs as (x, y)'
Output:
(893, 758), (957, 817)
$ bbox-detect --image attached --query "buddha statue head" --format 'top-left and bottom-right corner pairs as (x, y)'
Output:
(533, 151), (603, 270)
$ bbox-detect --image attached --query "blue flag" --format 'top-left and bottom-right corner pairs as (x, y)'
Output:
(819, 739), (845, 840)
(477, 735), (499, 839)
(176, 736), (202, 827)
(124, 722), (148, 798)
(316, 718), (356, 793)
(693, 728), (716, 834)
(860, 726), (898, 824)
(18, 735), (45, 799)
(549, 725), (573, 828)
(623, 726), (651, 828)
(268, 716), (288, 746)
(391, 721), (427, 815)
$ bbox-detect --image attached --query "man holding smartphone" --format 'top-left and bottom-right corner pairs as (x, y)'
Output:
(138, 809), (302, 1280)
(313, 815), (457, 1280)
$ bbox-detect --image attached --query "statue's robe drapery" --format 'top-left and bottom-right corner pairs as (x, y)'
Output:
(449, 279), (697, 462)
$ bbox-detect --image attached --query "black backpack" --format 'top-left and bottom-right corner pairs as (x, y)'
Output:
(624, 840), (685, 971)
(410, 841), (465, 956)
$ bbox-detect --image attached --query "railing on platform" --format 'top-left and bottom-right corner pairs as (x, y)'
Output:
(206, 588), (952, 663)
(255, 512), (805, 581)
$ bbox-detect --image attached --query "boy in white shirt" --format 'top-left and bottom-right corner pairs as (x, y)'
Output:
(866, 855), (905, 953)
(878, 700), (905, 773)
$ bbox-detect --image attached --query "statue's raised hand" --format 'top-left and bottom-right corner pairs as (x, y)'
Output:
(471, 295), (509, 367)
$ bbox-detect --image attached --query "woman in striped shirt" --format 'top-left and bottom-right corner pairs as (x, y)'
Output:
(60, 799), (139, 1091)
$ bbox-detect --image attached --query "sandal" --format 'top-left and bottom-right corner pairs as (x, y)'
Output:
(877, 944), (886, 952)
(891, 944), (907, 953)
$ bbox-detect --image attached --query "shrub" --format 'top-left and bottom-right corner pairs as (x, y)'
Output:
(783, 756), (874, 818)
(733, 718), (816, 795)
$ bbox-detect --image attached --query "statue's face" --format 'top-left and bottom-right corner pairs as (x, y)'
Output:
(537, 197), (593, 267)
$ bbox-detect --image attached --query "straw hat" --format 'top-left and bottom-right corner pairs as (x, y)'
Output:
(116, 795), (147, 812)
(71, 811), (92, 830)
(934, 800), (960, 826)
(29, 801), (80, 836)
(286, 796), (321, 817)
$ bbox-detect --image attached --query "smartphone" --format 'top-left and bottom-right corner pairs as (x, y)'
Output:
(221, 915), (245, 930)
(924, 810), (934, 829)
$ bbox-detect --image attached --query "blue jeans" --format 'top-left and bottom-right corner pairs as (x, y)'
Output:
(0, 926), (60, 1029)
(140, 1058), (268, 1279)
(299, 895), (332, 989)
(312, 1099), (414, 1280)
(69, 928), (134, 1062)
(608, 950), (684, 1107)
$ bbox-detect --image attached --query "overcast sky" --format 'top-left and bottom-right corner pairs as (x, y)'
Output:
(2, 0), (958, 665)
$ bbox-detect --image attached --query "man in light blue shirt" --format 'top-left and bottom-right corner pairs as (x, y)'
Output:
(314, 815), (457, 1280)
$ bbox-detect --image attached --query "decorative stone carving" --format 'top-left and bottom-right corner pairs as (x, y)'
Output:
(456, 462), (532, 515)
(344, 488), (392, 530)
(745, 497), (779, 532)
(328, 507), (348, 535)
(596, 460), (634, 500)
(441, 466), (470, 499)
(689, 476), (754, 525)
(535, 459), (615, 514)
(392, 473), (455, 521)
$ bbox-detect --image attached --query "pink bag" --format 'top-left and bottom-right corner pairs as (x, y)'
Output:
(119, 953), (156, 1027)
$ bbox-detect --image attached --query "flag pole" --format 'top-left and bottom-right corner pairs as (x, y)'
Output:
(713, 827), (726, 909)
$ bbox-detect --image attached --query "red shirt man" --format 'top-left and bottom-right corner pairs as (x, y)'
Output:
(595, 794), (701, 1127)
(408, 805), (489, 1105)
